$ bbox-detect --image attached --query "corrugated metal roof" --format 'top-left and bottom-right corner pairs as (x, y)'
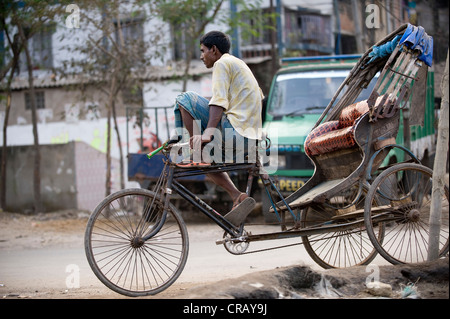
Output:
(9, 73), (87, 90)
(6, 57), (270, 90)
(8, 61), (213, 91)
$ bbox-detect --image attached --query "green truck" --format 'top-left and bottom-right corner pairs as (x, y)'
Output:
(260, 54), (436, 219)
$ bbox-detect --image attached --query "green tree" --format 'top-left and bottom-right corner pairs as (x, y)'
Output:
(155, 0), (270, 91)
(1, 2), (23, 210)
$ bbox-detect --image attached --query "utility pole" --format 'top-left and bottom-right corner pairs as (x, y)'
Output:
(269, 0), (278, 78)
(351, 0), (363, 53)
(333, 0), (342, 55)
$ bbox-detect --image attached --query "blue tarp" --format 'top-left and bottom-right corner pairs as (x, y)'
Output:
(367, 24), (433, 67)
(398, 24), (433, 67)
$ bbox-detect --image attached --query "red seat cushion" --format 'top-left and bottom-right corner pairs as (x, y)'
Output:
(304, 100), (372, 156)
(338, 100), (369, 128)
(305, 126), (356, 156)
(304, 121), (340, 156)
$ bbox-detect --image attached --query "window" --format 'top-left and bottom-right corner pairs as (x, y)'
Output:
(25, 91), (45, 110)
(241, 8), (272, 45)
(114, 18), (145, 59)
(115, 18), (144, 44)
(171, 23), (200, 61)
(32, 24), (55, 69)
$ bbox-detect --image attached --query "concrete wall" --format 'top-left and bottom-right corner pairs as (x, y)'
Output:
(3, 142), (77, 212)
(74, 141), (121, 212)
(1, 141), (119, 213)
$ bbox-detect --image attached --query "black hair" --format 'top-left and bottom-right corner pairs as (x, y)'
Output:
(200, 31), (231, 54)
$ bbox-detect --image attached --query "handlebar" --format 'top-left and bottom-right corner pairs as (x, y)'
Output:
(146, 136), (182, 159)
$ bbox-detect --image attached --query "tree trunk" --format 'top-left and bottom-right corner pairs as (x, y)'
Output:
(17, 22), (42, 213)
(428, 50), (449, 260)
(105, 75), (117, 196)
(0, 33), (22, 210)
(111, 98), (125, 190)
(105, 105), (112, 197)
(1, 89), (12, 209)
(0, 49), (20, 209)
(182, 54), (191, 92)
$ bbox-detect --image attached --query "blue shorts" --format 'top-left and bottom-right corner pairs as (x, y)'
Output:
(174, 91), (256, 163)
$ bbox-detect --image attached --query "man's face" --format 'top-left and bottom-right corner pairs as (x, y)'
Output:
(200, 44), (218, 69)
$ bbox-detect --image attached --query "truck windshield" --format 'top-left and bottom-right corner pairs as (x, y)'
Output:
(268, 70), (375, 117)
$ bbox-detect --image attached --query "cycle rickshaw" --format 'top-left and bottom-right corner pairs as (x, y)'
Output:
(84, 24), (449, 297)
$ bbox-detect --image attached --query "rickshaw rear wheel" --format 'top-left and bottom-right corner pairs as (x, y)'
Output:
(364, 163), (449, 264)
(301, 185), (384, 269)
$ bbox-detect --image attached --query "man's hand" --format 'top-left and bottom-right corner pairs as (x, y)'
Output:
(190, 133), (213, 162)
(190, 134), (213, 150)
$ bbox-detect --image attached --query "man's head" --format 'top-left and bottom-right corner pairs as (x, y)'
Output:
(200, 31), (230, 68)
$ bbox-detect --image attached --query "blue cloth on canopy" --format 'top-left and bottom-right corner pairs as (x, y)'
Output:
(398, 24), (433, 67)
(367, 35), (401, 64)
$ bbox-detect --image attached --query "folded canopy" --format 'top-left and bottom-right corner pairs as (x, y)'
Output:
(399, 24), (433, 67)
(367, 23), (433, 67)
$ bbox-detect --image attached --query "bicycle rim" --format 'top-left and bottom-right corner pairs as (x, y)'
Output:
(84, 188), (189, 297)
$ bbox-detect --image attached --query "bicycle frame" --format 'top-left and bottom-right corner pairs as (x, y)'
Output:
(156, 157), (285, 238)
(171, 161), (374, 245)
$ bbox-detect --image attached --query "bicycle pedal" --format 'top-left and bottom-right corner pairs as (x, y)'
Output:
(224, 197), (256, 226)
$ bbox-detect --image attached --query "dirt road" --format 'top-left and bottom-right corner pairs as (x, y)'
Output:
(0, 211), (326, 298)
(0, 211), (448, 300)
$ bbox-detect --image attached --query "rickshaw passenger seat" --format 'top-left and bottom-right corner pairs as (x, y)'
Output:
(304, 96), (386, 156)
(304, 23), (432, 158)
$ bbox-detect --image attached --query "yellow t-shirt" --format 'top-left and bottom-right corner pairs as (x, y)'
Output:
(208, 54), (263, 139)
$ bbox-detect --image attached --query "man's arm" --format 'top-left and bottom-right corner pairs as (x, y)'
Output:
(203, 104), (223, 141)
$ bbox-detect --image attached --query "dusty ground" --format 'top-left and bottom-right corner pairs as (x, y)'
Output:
(0, 210), (448, 300)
